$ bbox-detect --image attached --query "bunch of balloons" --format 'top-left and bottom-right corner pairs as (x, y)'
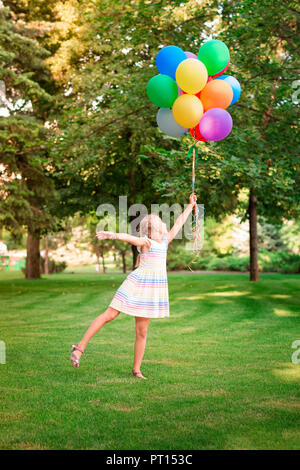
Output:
(147, 40), (241, 141)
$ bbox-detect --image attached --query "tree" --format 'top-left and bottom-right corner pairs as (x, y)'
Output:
(0, 3), (57, 278)
(85, 213), (113, 273)
(148, 0), (299, 281)
(220, 0), (300, 280)
(46, 0), (218, 270)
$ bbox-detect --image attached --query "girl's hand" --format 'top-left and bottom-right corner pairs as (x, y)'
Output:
(96, 231), (116, 240)
(189, 193), (197, 206)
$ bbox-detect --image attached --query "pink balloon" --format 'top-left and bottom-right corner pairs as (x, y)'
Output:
(210, 58), (230, 78)
(185, 51), (197, 59)
(199, 108), (233, 141)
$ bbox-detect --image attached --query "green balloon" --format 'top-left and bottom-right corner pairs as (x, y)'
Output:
(198, 40), (230, 76)
(147, 74), (178, 108)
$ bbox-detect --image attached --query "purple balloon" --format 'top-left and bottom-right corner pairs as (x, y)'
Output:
(177, 84), (183, 96)
(199, 108), (233, 141)
(185, 51), (197, 59)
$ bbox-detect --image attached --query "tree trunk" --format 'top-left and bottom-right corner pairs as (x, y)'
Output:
(121, 252), (127, 273)
(25, 230), (41, 279)
(101, 255), (106, 273)
(249, 189), (259, 282)
(131, 244), (138, 271)
(44, 235), (49, 275)
(100, 247), (106, 273)
(95, 254), (100, 274)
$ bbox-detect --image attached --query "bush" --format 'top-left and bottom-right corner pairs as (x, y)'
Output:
(222, 256), (250, 272)
(258, 251), (300, 273)
(206, 257), (228, 271)
(40, 257), (67, 274)
(166, 244), (300, 273)
(22, 257), (67, 274)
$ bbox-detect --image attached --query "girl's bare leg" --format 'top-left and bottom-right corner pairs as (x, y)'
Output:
(73, 307), (120, 361)
(133, 317), (149, 376)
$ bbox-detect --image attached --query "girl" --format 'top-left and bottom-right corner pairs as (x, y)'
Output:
(70, 193), (197, 379)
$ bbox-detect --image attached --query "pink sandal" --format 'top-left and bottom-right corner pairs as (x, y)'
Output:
(70, 345), (84, 368)
(131, 370), (147, 380)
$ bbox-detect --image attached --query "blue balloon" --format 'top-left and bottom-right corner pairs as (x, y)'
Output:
(219, 75), (241, 106)
(156, 46), (186, 81)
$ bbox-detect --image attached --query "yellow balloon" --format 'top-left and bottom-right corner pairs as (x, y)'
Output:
(172, 94), (203, 128)
(176, 59), (208, 94)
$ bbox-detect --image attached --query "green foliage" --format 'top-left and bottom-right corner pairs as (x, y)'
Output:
(40, 257), (67, 274)
(21, 256), (66, 274)
(281, 220), (300, 254)
(167, 244), (300, 273)
(258, 250), (300, 274)
(152, 0), (299, 223)
(0, 4), (57, 237)
(1, 0), (299, 277)
(46, 0), (220, 216)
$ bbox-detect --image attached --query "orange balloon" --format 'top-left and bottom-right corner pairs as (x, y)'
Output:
(200, 79), (233, 110)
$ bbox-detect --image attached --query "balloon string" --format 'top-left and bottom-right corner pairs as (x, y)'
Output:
(192, 126), (196, 193)
(187, 127), (199, 273)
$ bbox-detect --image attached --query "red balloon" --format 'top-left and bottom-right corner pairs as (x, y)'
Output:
(210, 58), (230, 78)
(189, 124), (207, 141)
(183, 90), (201, 99)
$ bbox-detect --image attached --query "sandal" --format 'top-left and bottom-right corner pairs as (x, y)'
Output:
(70, 344), (84, 368)
(131, 370), (147, 380)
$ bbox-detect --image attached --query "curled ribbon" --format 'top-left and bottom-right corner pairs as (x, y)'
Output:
(186, 144), (199, 164)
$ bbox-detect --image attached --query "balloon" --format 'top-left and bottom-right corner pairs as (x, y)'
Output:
(172, 94), (203, 128)
(198, 40), (230, 76)
(185, 51), (197, 59)
(176, 59), (208, 94)
(199, 108), (232, 141)
(200, 79), (233, 110)
(218, 75), (241, 105)
(156, 46), (186, 81)
(147, 74), (178, 108)
(211, 58), (230, 78)
(189, 125), (207, 141)
(177, 84), (184, 96)
(182, 90), (201, 99)
(156, 108), (187, 138)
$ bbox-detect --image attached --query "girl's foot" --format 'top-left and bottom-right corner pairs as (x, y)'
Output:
(70, 344), (84, 368)
(131, 370), (147, 380)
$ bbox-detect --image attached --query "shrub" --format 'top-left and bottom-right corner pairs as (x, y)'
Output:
(22, 257), (67, 274)
(259, 251), (300, 273)
(166, 244), (300, 273)
(40, 257), (67, 274)
(223, 256), (250, 272)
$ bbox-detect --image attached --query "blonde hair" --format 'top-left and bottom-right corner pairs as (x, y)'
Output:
(139, 214), (163, 239)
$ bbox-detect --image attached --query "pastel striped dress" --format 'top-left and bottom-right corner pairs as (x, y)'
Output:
(109, 235), (169, 318)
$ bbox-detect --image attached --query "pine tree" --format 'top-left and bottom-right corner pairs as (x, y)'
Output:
(0, 3), (56, 278)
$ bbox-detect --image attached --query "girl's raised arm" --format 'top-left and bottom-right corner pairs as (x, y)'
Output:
(96, 231), (150, 249)
(166, 193), (197, 243)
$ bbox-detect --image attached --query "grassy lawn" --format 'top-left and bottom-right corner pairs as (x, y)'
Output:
(0, 271), (299, 450)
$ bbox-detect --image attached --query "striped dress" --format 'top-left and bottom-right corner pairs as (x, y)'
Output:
(109, 235), (169, 318)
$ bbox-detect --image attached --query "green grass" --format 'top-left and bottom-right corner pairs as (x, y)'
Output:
(0, 271), (299, 450)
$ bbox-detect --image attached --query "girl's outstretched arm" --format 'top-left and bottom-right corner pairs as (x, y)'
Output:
(166, 193), (197, 243)
(96, 231), (151, 249)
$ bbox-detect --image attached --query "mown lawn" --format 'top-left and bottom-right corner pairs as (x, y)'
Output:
(0, 271), (299, 450)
